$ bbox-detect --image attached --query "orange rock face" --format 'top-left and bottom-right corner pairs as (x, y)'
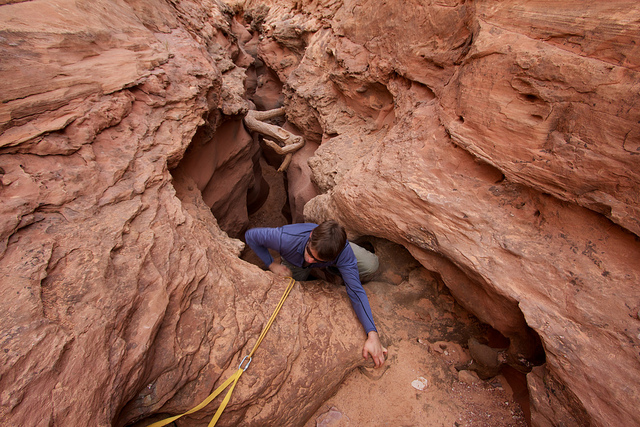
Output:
(263, 1), (640, 426)
(1, 0), (639, 427)
(0, 1), (369, 426)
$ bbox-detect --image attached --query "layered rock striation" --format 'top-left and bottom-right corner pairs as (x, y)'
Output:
(0, 1), (363, 426)
(1, 0), (639, 426)
(253, 1), (640, 425)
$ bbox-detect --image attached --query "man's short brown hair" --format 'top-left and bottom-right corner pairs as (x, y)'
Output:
(309, 220), (347, 261)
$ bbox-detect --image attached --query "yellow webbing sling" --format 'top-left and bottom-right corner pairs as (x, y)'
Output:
(148, 277), (296, 427)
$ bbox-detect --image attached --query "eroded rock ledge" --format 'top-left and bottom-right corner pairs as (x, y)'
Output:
(1, 1), (639, 426)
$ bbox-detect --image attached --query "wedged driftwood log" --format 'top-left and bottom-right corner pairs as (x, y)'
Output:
(244, 107), (305, 172)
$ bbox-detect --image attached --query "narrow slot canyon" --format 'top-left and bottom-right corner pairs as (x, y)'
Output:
(1, 1), (639, 427)
(166, 11), (547, 426)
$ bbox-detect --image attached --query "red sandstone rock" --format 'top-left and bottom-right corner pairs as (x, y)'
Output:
(440, 1), (640, 237)
(273, 1), (640, 425)
(298, 26), (639, 427)
(0, 1), (370, 426)
(2, 1), (640, 427)
(173, 116), (257, 238)
(284, 122), (319, 223)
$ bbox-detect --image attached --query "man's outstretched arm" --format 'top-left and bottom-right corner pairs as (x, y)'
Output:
(338, 259), (387, 368)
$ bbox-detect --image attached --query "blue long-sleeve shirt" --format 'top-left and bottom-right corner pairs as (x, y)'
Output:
(245, 223), (377, 334)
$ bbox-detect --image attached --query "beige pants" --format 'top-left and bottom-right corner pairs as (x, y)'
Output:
(349, 242), (379, 281)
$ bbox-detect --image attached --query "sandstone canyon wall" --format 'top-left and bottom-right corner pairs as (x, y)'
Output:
(1, 0), (639, 427)
(0, 1), (365, 426)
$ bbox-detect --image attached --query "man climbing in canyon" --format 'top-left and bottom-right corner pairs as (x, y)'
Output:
(245, 220), (388, 368)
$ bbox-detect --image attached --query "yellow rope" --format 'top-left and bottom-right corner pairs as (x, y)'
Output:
(148, 277), (296, 427)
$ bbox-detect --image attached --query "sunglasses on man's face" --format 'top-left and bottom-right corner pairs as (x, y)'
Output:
(305, 243), (325, 263)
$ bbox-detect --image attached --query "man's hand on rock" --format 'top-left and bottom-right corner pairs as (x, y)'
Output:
(362, 331), (388, 368)
(269, 261), (292, 277)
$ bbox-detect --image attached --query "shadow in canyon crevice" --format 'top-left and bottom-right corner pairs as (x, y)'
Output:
(168, 10), (547, 426)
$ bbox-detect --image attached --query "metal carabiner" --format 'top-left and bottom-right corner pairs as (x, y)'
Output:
(239, 355), (252, 371)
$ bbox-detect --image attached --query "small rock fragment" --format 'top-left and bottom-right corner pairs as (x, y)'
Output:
(316, 407), (343, 427)
(458, 369), (481, 385)
(411, 376), (429, 390)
